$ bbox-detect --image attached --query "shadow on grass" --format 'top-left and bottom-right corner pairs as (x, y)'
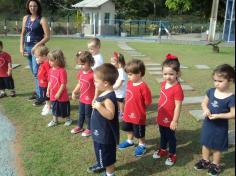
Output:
(222, 149), (235, 170)
(117, 129), (201, 175)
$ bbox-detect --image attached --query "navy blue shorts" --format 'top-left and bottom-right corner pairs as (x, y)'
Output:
(93, 141), (116, 168)
(122, 121), (145, 138)
(0, 76), (15, 90)
(116, 98), (124, 103)
(51, 101), (70, 118)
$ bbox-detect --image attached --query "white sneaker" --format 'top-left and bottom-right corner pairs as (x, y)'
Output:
(41, 108), (52, 116)
(64, 119), (73, 126)
(47, 120), (57, 127)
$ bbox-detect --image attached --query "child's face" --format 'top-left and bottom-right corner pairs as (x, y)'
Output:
(49, 59), (56, 68)
(127, 72), (142, 83)
(110, 57), (118, 68)
(88, 43), (99, 56)
(35, 51), (46, 64)
(213, 73), (231, 91)
(78, 61), (91, 72)
(162, 66), (179, 84)
(94, 74), (108, 92)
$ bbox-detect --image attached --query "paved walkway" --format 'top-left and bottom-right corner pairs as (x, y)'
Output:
(0, 112), (16, 176)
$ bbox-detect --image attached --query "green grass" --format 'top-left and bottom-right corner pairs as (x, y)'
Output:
(0, 36), (235, 176)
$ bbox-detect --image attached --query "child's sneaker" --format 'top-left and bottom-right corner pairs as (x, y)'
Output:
(165, 154), (177, 166)
(100, 173), (116, 176)
(118, 140), (134, 150)
(28, 92), (37, 101)
(153, 149), (168, 159)
(208, 163), (221, 176)
(194, 159), (211, 170)
(87, 163), (105, 173)
(81, 129), (92, 137)
(9, 91), (16, 97)
(41, 108), (52, 116)
(33, 99), (45, 106)
(134, 145), (146, 157)
(42, 104), (48, 112)
(71, 127), (84, 134)
(47, 120), (57, 127)
(0, 92), (7, 98)
(64, 119), (73, 126)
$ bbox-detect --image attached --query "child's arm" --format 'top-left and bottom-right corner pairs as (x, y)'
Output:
(170, 100), (182, 131)
(92, 99), (115, 120)
(55, 84), (66, 100)
(209, 107), (235, 120)
(72, 81), (80, 100)
(201, 95), (211, 117)
(113, 79), (123, 90)
(46, 81), (51, 97)
(7, 63), (12, 76)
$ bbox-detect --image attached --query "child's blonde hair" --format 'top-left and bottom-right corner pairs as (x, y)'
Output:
(88, 38), (101, 48)
(47, 49), (66, 68)
(34, 45), (49, 56)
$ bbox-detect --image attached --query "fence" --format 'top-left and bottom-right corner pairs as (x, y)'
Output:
(0, 19), (223, 37)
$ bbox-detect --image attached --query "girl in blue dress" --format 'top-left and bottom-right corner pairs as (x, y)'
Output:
(194, 64), (235, 176)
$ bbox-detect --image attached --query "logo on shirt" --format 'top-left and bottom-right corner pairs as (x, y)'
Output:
(128, 113), (136, 119)
(94, 130), (99, 136)
(211, 100), (219, 108)
(163, 117), (170, 124)
(126, 89), (133, 104)
(85, 96), (90, 101)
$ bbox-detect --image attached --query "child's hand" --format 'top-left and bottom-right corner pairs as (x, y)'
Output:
(208, 114), (219, 120)
(203, 109), (211, 117)
(92, 101), (102, 110)
(7, 69), (12, 76)
(55, 93), (60, 100)
(46, 91), (50, 97)
(72, 92), (78, 100)
(170, 121), (178, 131)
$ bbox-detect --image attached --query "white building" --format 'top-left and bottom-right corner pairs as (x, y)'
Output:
(72, 0), (116, 36)
(223, 0), (235, 42)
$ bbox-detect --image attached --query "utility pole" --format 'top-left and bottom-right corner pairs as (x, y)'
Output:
(208, 0), (220, 42)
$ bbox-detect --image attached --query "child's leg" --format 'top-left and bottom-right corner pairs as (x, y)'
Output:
(159, 125), (168, 150)
(85, 104), (92, 130)
(167, 128), (176, 155)
(78, 102), (86, 128)
(212, 150), (221, 165)
(105, 164), (115, 175)
(202, 145), (211, 161)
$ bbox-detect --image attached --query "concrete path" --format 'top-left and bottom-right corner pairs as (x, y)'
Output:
(0, 112), (16, 176)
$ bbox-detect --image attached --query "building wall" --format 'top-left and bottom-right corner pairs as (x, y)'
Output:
(223, 0), (235, 42)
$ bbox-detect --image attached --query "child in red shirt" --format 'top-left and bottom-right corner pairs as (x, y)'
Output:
(46, 49), (72, 127)
(71, 51), (95, 137)
(34, 45), (51, 115)
(153, 54), (184, 166)
(0, 40), (16, 98)
(118, 59), (152, 157)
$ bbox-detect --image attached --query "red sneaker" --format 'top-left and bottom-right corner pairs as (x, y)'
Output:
(81, 129), (92, 137)
(152, 149), (168, 159)
(165, 154), (177, 166)
(70, 127), (84, 134)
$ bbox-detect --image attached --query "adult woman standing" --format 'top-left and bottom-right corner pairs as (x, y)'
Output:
(20, 0), (50, 101)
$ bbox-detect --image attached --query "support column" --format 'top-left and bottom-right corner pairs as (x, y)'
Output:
(208, 0), (220, 42)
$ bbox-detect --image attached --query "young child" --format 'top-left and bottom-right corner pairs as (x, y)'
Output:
(153, 54), (184, 166)
(34, 45), (52, 115)
(110, 52), (127, 121)
(87, 38), (104, 70)
(88, 63), (119, 176)
(0, 40), (16, 98)
(71, 51), (95, 137)
(46, 49), (72, 127)
(118, 59), (152, 157)
(194, 64), (235, 176)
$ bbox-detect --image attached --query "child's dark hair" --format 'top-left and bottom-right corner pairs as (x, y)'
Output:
(94, 63), (118, 85)
(213, 64), (235, 83)
(47, 49), (66, 68)
(113, 52), (125, 68)
(0, 41), (3, 47)
(88, 38), (101, 48)
(125, 59), (145, 77)
(76, 51), (94, 66)
(162, 53), (180, 73)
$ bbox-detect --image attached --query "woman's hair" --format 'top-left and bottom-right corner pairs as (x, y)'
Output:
(76, 51), (94, 66)
(162, 53), (181, 73)
(94, 63), (118, 85)
(88, 38), (101, 48)
(34, 45), (49, 56)
(125, 59), (145, 77)
(213, 64), (235, 82)
(47, 49), (66, 68)
(26, 0), (42, 16)
(113, 52), (126, 68)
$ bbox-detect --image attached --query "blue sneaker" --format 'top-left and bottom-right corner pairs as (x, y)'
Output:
(135, 145), (146, 157)
(118, 140), (134, 150)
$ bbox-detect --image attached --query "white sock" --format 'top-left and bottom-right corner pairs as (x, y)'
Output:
(106, 172), (115, 176)
(139, 143), (146, 147)
(127, 139), (133, 144)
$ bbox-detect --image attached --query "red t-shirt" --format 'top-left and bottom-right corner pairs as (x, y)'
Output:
(123, 81), (152, 125)
(157, 81), (184, 127)
(48, 67), (69, 102)
(77, 69), (95, 104)
(0, 51), (11, 77)
(38, 60), (51, 88)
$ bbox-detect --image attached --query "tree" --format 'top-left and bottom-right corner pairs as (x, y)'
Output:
(165, 0), (192, 13)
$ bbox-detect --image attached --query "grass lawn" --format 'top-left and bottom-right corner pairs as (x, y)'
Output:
(0, 36), (235, 176)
